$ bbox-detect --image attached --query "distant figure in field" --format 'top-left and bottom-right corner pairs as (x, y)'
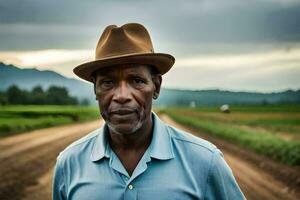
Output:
(220, 104), (230, 113)
(52, 23), (245, 200)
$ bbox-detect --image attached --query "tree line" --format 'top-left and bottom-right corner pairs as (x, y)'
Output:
(0, 85), (89, 105)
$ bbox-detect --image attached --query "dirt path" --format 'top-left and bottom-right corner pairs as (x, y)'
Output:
(0, 120), (103, 200)
(0, 116), (299, 200)
(160, 114), (300, 200)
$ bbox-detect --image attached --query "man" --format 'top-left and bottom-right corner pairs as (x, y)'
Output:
(53, 23), (245, 200)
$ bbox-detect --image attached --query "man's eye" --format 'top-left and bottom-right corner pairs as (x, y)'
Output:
(101, 80), (114, 88)
(133, 78), (145, 84)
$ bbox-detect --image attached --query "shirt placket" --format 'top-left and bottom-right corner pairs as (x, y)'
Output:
(109, 148), (152, 200)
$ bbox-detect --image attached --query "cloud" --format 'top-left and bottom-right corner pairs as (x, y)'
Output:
(1, 46), (299, 91)
(0, 49), (93, 78)
(176, 47), (300, 69)
(163, 46), (300, 92)
(163, 64), (300, 92)
(0, 0), (300, 52)
(0, 0), (300, 91)
(0, 49), (93, 67)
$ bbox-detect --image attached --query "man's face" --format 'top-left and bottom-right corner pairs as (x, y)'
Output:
(94, 64), (161, 135)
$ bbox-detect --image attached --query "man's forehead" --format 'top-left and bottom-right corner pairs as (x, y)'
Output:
(94, 64), (152, 77)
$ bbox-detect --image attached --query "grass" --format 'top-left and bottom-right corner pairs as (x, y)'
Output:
(0, 105), (100, 137)
(160, 106), (300, 135)
(160, 105), (300, 166)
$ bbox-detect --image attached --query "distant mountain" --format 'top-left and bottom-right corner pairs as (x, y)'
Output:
(0, 62), (96, 104)
(155, 88), (300, 106)
(1, 62), (299, 106)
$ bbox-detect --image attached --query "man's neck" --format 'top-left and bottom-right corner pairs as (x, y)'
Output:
(108, 118), (153, 152)
(107, 116), (154, 176)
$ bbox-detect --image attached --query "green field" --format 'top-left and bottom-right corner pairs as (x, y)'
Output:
(160, 104), (300, 166)
(0, 105), (100, 137)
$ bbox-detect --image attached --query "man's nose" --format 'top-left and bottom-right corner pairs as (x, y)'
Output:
(112, 81), (132, 104)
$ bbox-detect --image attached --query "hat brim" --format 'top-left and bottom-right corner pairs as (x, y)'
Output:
(73, 53), (175, 82)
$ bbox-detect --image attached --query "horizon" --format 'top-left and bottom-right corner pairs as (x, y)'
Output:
(0, 0), (300, 92)
(1, 60), (299, 94)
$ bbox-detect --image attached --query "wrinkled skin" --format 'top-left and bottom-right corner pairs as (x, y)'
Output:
(93, 64), (162, 137)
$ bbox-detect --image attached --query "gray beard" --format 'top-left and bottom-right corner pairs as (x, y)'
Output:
(106, 119), (143, 136)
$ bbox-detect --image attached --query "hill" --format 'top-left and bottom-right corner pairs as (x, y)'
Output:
(155, 88), (300, 106)
(0, 62), (95, 104)
(1, 62), (299, 106)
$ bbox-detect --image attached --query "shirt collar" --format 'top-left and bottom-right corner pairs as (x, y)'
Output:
(90, 112), (174, 162)
(90, 125), (110, 162)
(149, 112), (175, 160)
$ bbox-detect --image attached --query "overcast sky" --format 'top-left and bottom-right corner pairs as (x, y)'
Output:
(1, 0), (300, 92)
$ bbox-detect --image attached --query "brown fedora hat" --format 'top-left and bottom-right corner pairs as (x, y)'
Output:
(73, 23), (175, 82)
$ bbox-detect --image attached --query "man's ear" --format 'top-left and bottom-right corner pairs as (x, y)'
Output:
(94, 84), (98, 100)
(152, 75), (162, 100)
(91, 77), (98, 100)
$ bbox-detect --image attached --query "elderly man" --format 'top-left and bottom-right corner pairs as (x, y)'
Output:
(53, 23), (245, 200)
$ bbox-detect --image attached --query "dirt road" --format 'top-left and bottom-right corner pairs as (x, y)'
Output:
(0, 120), (103, 200)
(0, 116), (299, 200)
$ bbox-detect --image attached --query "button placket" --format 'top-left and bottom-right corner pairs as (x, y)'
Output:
(124, 182), (137, 200)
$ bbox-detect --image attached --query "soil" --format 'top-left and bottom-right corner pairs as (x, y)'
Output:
(0, 120), (103, 200)
(0, 115), (299, 200)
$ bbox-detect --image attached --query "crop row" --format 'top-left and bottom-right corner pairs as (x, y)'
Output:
(0, 105), (100, 137)
(162, 109), (300, 166)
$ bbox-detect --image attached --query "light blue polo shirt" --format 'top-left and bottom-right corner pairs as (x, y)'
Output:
(53, 113), (245, 200)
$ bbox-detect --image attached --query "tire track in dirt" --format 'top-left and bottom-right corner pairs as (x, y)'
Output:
(160, 114), (300, 200)
(0, 120), (103, 200)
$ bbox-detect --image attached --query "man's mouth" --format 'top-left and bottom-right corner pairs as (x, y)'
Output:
(109, 108), (136, 115)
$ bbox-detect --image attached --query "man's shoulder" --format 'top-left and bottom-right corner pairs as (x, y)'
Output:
(56, 128), (101, 162)
(166, 124), (217, 154)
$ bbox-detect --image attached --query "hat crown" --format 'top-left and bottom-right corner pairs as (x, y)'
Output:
(73, 23), (175, 82)
(95, 23), (154, 59)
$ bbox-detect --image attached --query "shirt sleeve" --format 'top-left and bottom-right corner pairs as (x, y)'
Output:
(204, 149), (246, 200)
(52, 154), (67, 200)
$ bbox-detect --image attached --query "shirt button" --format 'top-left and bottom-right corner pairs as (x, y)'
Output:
(128, 184), (134, 190)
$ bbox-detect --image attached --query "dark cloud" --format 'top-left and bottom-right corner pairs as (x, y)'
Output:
(0, 0), (300, 52)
